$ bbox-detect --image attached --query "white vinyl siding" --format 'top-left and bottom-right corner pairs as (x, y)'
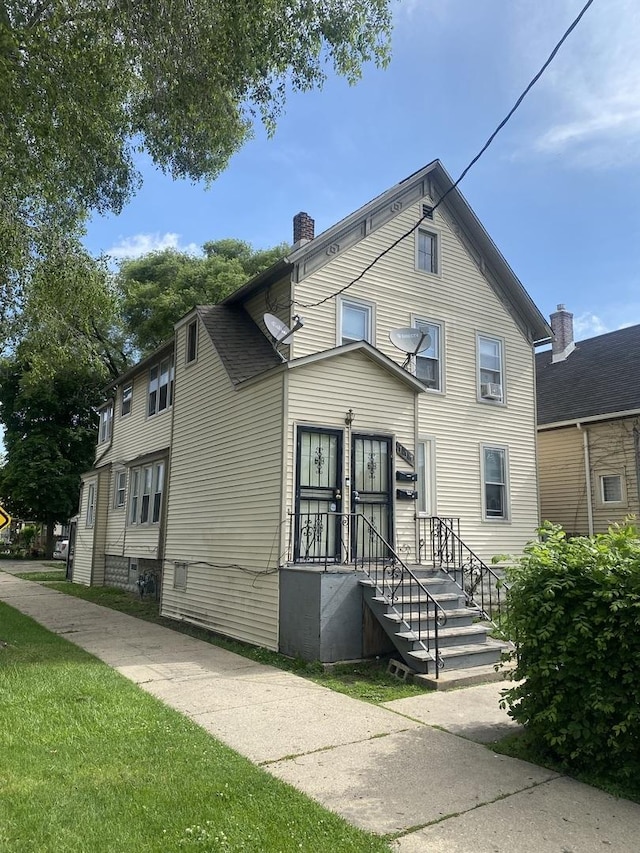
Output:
(162, 322), (283, 650)
(86, 483), (96, 527)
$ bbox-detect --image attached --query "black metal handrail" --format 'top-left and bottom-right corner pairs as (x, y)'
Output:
(287, 510), (446, 675)
(418, 515), (507, 624)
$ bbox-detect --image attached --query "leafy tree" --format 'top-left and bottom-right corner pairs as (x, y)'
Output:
(119, 239), (288, 353)
(1, 0), (391, 315)
(501, 522), (640, 783)
(0, 353), (104, 557)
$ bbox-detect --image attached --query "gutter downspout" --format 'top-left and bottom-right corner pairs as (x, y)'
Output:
(577, 423), (594, 536)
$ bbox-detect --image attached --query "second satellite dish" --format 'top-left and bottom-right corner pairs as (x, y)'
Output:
(264, 313), (292, 343)
(389, 327), (431, 355)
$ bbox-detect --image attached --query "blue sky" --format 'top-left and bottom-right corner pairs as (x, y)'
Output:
(85, 0), (640, 339)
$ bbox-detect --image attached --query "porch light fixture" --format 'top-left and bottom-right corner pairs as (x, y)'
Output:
(345, 408), (355, 426)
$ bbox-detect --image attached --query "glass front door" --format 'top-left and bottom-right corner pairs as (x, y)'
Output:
(294, 428), (343, 562)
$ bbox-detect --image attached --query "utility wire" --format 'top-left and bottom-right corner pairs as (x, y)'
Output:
(296, 0), (596, 310)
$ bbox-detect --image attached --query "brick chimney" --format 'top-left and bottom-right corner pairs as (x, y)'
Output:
(550, 304), (575, 363)
(293, 212), (314, 246)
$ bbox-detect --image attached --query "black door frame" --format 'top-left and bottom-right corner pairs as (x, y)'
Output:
(350, 432), (394, 555)
(294, 426), (344, 562)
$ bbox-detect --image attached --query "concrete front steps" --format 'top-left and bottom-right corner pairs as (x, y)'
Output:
(360, 568), (510, 683)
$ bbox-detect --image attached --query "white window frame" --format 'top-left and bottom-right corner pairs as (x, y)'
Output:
(128, 461), (165, 526)
(411, 316), (444, 392)
(415, 227), (440, 276)
(98, 404), (113, 444)
(416, 437), (437, 517)
(477, 334), (506, 404)
(481, 444), (510, 522)
(86, 482), (96, 528)
(121, 382), (133, 417)
(337, 297), (375, 346)
(114, 470), (127, 509)
(598, 472), (627, 506)
(148, 356), (174, 417)
(186, 319), (198, 364)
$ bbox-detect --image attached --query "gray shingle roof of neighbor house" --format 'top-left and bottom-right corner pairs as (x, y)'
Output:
(536, 323), (640, 426)
(197, 304), (282, 385)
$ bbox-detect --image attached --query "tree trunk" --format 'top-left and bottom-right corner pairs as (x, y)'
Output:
(45, 520), (55, 559)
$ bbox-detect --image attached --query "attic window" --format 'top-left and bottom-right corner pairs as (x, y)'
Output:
(422, 204), (434, 220)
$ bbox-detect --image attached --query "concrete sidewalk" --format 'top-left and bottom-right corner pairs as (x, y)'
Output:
(1, 571), (639, 852)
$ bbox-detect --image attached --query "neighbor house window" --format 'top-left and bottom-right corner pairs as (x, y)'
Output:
(478, 335), (504, 402)
(148, 356), (174, 416)
(186, 320), (198, 363)
(600, 474), (624, 504)
(98, 404), (113, 443)
(121, 383), (133, 417)
(114, 471), (127, 508)
(128, 461), (165, 525)
(414, 319), (442, 390)
(86, 483), (96, 527)
(338, 298), (374, 345)
(417, 229), (438, 274)
(482, 445), (509, 520)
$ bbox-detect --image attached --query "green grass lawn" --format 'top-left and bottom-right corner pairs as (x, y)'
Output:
(14, 576), (425, 704)
(0, 602), (391, 852)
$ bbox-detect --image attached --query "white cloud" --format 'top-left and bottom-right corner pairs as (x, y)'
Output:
(105, 232), (200, 260)
(514, 0), (640, 166)
(573, 312), (610, 340)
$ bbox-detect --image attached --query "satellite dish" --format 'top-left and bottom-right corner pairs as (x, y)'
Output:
(389, 327), (431, 355)
(264, 313), (293, 343)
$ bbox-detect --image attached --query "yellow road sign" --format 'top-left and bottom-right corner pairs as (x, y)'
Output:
(0, 506), (11, 532)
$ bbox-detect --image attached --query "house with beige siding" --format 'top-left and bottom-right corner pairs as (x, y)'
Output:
(537, 308), (640, 536)
(74, 160), (550, 679)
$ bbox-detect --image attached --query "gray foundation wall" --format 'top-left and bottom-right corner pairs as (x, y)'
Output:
(279, 568), (393, 663)
(105, 555), (162, 597)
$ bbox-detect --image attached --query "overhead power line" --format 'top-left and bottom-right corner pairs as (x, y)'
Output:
(296, 0), (597, 310)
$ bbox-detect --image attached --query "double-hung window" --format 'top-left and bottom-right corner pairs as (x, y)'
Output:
(482, 445), (509, 520)
(338, 298), (374, 345)
(98, 404), (113, 443)
(148, 357), (174, 416)
(114, 471), (127, 508)
(86, 483), (96, 527)
(414, 319), (442, 390)
(478, 335), (504, 402)
(121, 383), (133, 417)
(417, 229), (438, 274)
(128, 461), (165, 525)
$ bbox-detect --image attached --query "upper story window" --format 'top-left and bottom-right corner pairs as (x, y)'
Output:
(338, 298), (374, 345)
(417, 229), (438, 275)
(599, 473), (625, 505)
(148, 356), (174, 417)
(477, 335), (504, 403)
(414, 319), (442, 391)
(121, 383), (133, 417)
(186, 320), (198, 364)
(86, 482), (96, 527)
(98, 404), (113, 443)
(482, 445), (509, 521)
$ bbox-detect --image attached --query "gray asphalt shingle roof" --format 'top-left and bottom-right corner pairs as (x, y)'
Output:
(197, 305), (282, 385)
(536, 324), (640, 425)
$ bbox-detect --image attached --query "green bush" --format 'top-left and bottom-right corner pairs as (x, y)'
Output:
(501, 521), (640, 779)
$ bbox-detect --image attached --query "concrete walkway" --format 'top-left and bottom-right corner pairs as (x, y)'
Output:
(1, 569), (639, 852)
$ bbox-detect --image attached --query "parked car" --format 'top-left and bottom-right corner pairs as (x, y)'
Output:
(53, 539), (69, 561)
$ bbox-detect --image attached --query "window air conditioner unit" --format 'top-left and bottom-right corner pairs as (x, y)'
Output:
(481, 382), (502, 400)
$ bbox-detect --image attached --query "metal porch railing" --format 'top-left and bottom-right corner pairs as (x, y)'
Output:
(287, 511), (446, 675)
(418, 515), (508, 625)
